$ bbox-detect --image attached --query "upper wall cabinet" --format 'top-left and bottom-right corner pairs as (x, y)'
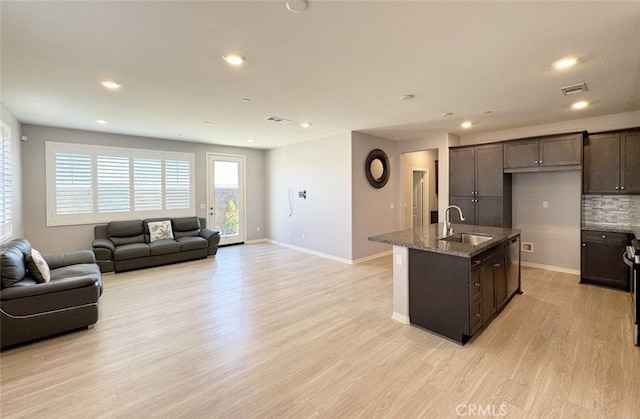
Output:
(583, 129), (640, 195)
(449, 144), (512, 227)
(503, 133), (584, 173)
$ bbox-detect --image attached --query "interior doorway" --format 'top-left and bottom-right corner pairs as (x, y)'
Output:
(412, 170), (428, 228)
(402, 149), (439, 229)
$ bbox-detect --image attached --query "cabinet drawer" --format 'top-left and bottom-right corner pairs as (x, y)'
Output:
(470, 299), (482, 333)
(582, 230), (629, 244)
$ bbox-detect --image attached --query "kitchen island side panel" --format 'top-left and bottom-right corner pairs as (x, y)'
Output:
(409, 249), (470, 342)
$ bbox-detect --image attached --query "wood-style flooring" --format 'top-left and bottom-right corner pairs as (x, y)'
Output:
(1, 242), (639, 418)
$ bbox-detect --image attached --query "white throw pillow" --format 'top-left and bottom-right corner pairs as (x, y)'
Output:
(148, 220), (174, 242)
(26, 248), (51, 283)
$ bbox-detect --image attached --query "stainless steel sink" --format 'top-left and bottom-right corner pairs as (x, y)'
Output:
(441, 233), (494, 246)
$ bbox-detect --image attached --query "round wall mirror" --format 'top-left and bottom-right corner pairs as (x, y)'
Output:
(365, 149), (390, 188)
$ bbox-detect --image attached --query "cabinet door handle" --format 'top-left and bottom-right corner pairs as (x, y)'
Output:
(539, 160), (543, 164)
(582, 243), (586, 247)
(475, 313), (481, 318)
(615, 186), (619, 190)
(474, 282), (481, 287)
(494, 263), (501, 268)
(602, 235), (606, 239)
(621, 186), (625, 190)
(534, 160), (538, 164)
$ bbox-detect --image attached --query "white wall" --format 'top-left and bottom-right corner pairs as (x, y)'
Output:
(1, 104), (23, 241)
(351, 132), (397, 261)
(512, 171), (582, 271)
(20, 124), (265, 254)
(265, 132), (353, 260)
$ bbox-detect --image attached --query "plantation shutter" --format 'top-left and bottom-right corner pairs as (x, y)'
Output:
(0, 122), (11, 239)
(55, 152), (93, 215)
(134, 157), (162, 211)
(165, 159), (191, 209)
(97, 155), (130, 213)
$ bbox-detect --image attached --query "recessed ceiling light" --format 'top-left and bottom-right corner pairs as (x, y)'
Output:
(95, 119), (107, 124)
(248, 139), (256, 143)
(553, 57), (578, 70)
(100, 80), (122, 90)
(300, 122), (311, 128)
(241, 98), (251, 103)
(286, 0), (308, 13)
(483, 110), (492, 115)
(571, 100), (589, 110)
(223, 53), (245, 65)
(203, 121), (213, 126)
(440, 112), (453, 117)
(461, 121), (473, 129)
(400, 95), (414, 100)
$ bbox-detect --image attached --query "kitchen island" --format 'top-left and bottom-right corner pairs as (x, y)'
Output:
(369, 223), (521, 344)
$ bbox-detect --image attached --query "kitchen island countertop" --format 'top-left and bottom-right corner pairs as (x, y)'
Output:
(369, 223), (521, 258)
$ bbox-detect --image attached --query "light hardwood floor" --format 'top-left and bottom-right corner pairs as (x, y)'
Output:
(1, 242), (639, 418)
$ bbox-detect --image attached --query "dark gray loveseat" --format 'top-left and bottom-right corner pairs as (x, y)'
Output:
(1, 239), (103, 349)
(92, 216), (220, 273)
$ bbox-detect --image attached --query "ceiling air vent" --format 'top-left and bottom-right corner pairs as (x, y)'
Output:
(265, 116), (292, 124)
(560, 83), (587, 96)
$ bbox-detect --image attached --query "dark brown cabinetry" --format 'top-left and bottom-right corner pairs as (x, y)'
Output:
(409, 236), (521, 344)
(581, 230), (631, 291)
(583, 129), (640, 194)
(449, 144), (512, 227)
(503, 133), (583, 172)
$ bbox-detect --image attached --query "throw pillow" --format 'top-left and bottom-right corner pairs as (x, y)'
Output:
(26, 248), (51, 283)
(148, 220), (174, 242)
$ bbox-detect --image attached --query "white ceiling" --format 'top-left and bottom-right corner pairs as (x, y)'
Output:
(2, 1), (640, 149)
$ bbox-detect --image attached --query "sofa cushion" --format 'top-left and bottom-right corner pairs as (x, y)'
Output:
(176, 236), (208, 251)
(25, 248), (51, 283)
(172, 216), (201, 232)
(113, 243), (151, 261)
(148, 220), (174, 242)
(1, 246), (27, 288)
(107, 220), (145, 238)
(149, 239), (181, 255)
(110, 234), (146, 246)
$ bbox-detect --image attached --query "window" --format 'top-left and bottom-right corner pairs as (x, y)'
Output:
(0, 122), (12, 240)
(46, 142), (194, 226)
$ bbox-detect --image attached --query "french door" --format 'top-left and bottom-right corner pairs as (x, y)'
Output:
(206, 153), (245, 246)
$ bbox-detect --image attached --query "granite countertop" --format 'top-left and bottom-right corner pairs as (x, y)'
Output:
(582, 223), (640, 238)
(368, 223), (521, 258)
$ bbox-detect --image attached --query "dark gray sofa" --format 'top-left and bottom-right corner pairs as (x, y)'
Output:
(1, 238), (103, 349)
(92, 216), (220, 273)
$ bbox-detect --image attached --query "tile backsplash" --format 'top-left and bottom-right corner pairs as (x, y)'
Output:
(582, 195), (640, 226)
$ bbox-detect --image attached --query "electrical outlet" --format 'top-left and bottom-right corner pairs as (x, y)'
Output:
(522, 242), (534, 253)
(542, 201), (548, 209)
(257, 227), (261, 232)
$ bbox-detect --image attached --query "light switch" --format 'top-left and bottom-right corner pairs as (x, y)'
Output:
(395, 254), (402, 265)
(542, 201), (548, 208)
(390, 203), (395, 210)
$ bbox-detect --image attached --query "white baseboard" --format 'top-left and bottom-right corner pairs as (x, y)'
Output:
(521, 261), (580, 276)
(265, 239), (392, 265)
(352, 250), (392, 264)
(392, 312), (410, 325)
(266, 239), (353, 264)
(245, 238), (268, 244)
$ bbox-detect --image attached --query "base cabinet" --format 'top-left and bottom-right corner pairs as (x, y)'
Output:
(581, 230), (631, 290)
(409, 236), (521, 344)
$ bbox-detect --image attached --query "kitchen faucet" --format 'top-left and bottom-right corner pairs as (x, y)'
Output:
(443, 205), (465, 237)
